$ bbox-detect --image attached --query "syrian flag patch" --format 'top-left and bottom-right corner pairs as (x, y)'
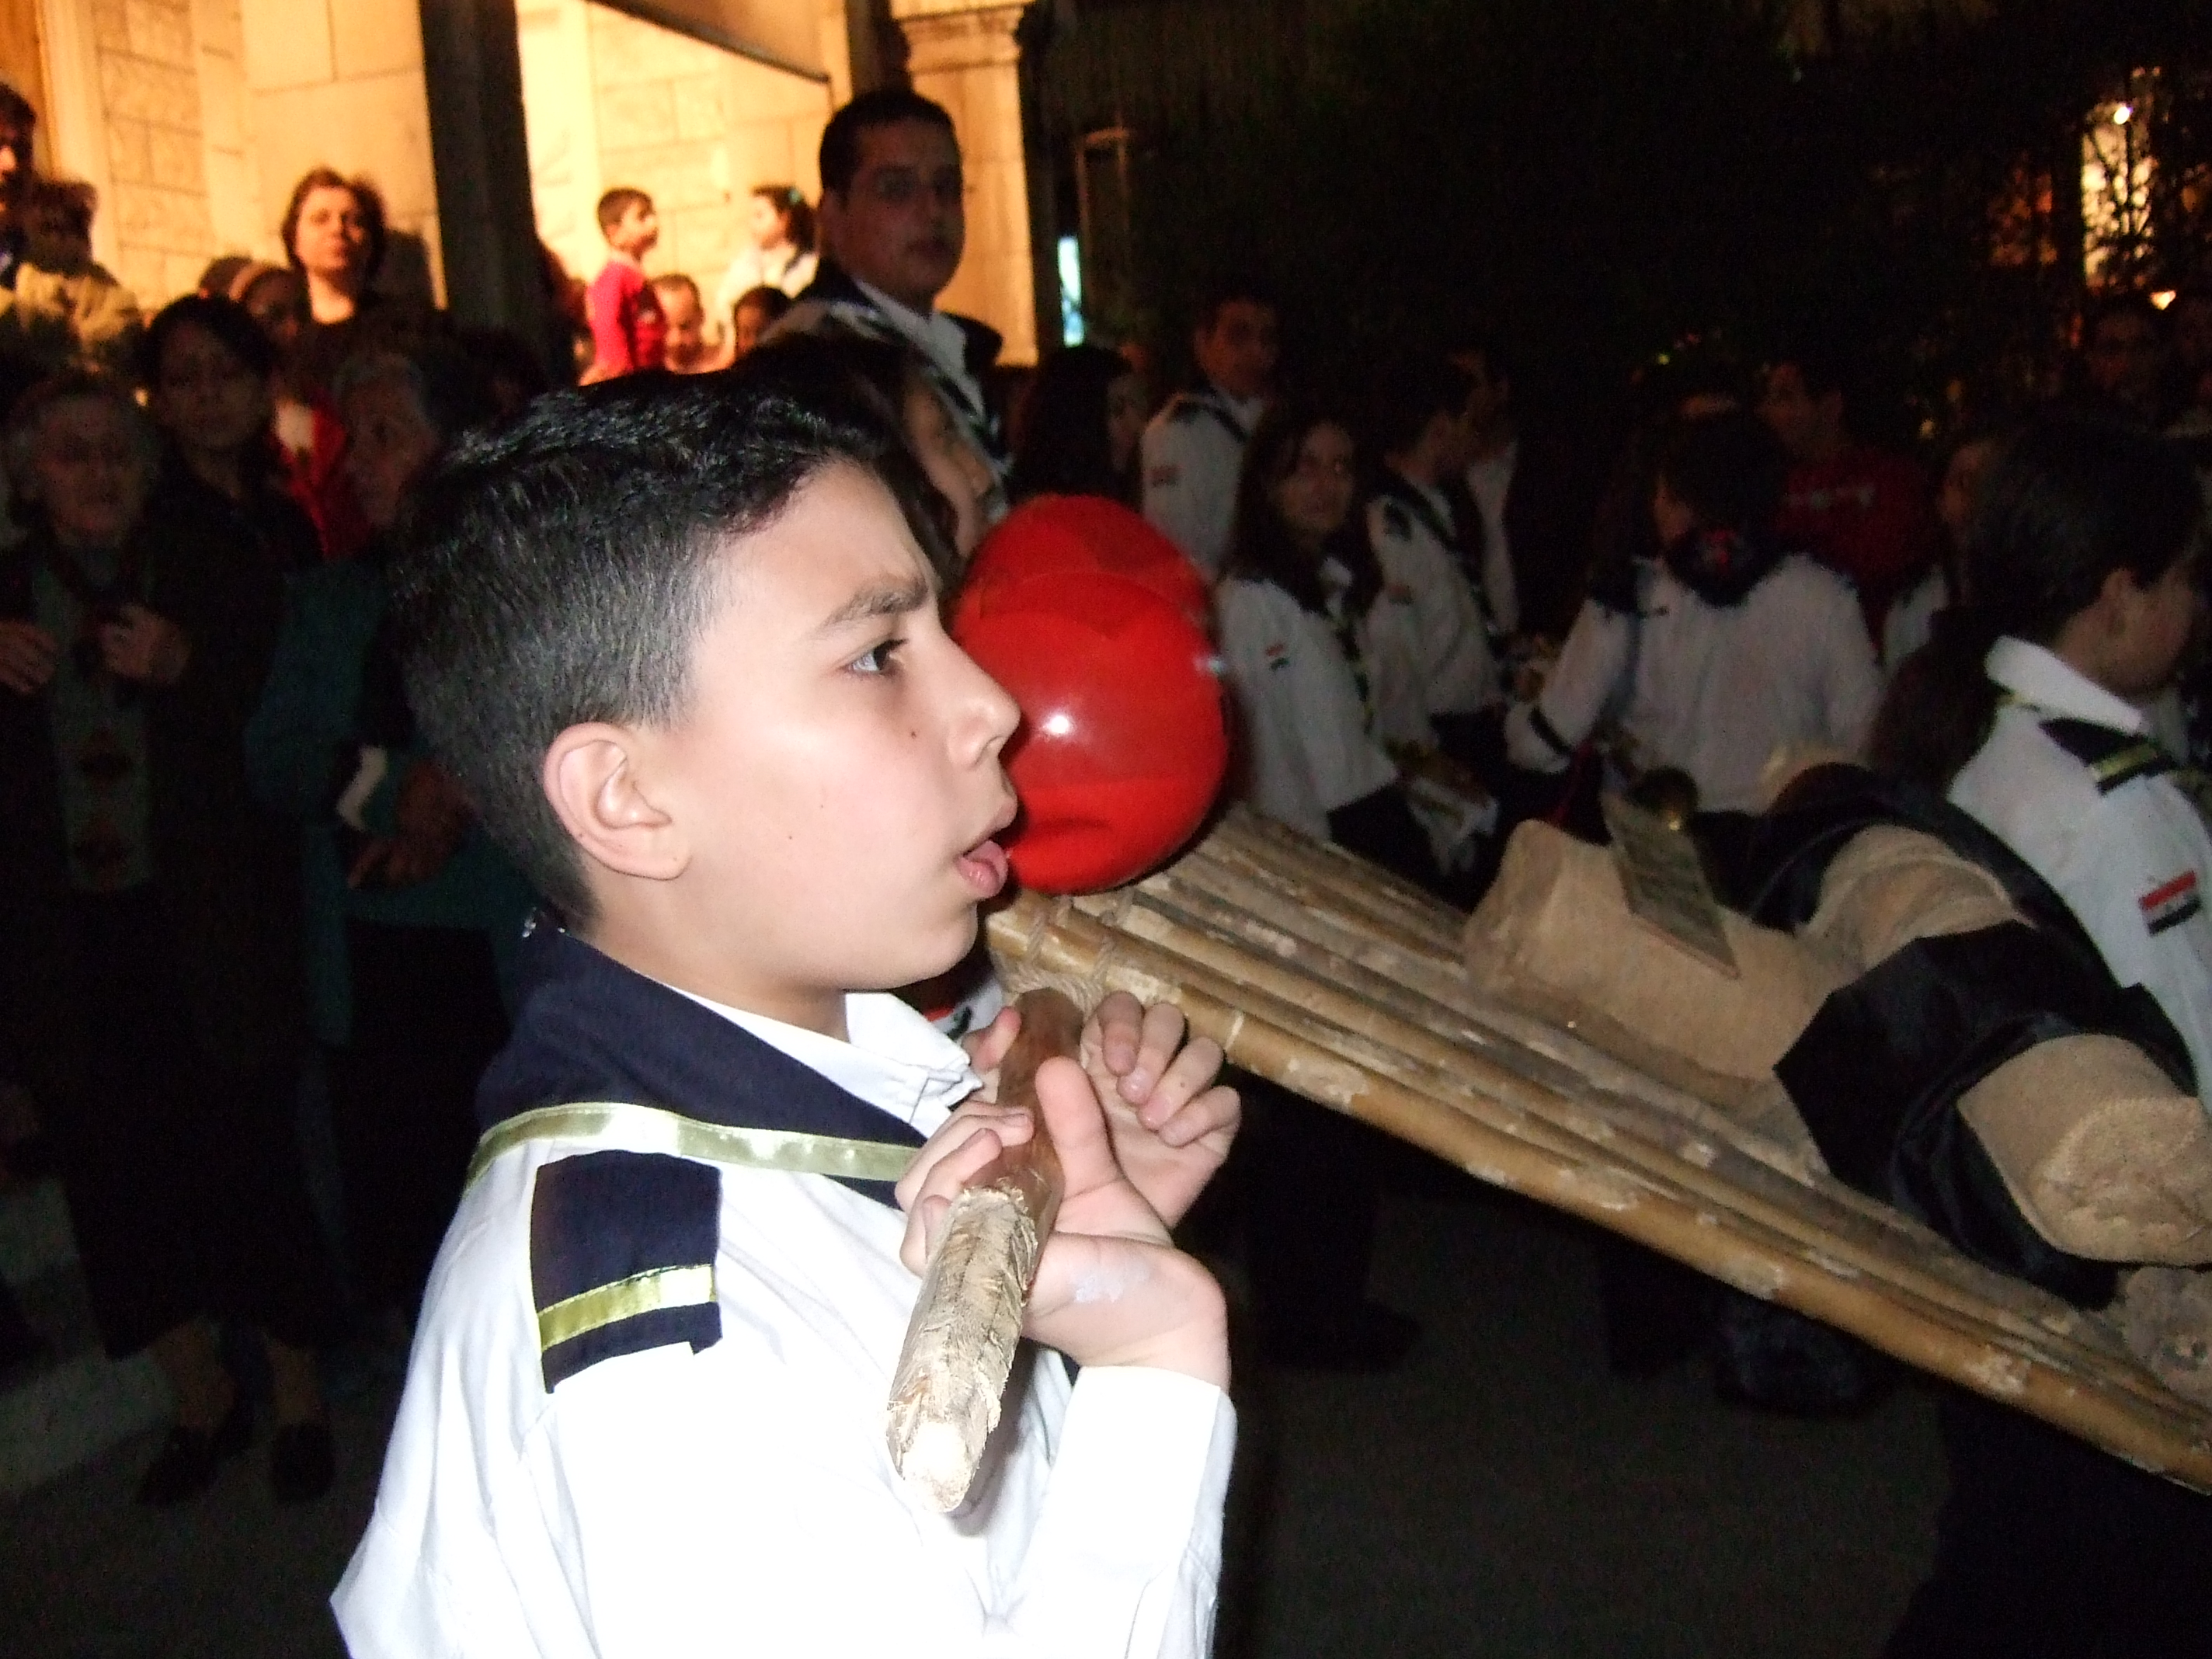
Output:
(2140, 871), (2202, 936)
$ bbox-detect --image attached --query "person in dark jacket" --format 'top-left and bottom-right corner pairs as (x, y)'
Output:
(0, 371), (341, 1504)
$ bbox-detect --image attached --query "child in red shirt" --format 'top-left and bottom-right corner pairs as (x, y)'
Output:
(585, 188), (665, 380)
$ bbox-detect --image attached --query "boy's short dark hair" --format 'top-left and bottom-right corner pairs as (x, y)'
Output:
(1368, 356), (1476, 457)
(1193, 275), (1278, 338)
(0, 80), (35, 134)
(596, 187), (653, 235)
(1770, 331), (1854, 403)
(389, 363), (949, 921)
(819, 89), (956, 198)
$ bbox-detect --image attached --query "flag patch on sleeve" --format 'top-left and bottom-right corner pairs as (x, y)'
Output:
(2140, 871), (2202, 936)
(1264, 642), (1291, 670)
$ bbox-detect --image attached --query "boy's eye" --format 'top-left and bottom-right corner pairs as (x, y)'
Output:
(850, 638), (904, 676)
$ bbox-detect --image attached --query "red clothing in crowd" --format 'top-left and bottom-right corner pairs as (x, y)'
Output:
(1774, 446), (1937, 641)
(586, 259), (666, 377)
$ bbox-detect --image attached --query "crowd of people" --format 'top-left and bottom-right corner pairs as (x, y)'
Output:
(0, 60), (2207, 1659)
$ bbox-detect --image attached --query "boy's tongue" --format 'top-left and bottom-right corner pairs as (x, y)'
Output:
(958, 836), (1009, 896)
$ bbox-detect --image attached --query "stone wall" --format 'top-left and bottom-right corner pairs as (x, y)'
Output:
(87, 0), (212, 301)
(520, 0), (828, 304)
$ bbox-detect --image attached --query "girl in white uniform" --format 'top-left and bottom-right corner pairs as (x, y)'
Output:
(1506, 409), (1880, 812)
(1214, 401), (1438, 884)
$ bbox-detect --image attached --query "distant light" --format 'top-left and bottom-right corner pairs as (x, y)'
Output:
(1042, 711), (1075, 737)
(2154, 290), (2179, 310)
(2113, 103), (2134, 126)
(1056, 235), (1085, 346)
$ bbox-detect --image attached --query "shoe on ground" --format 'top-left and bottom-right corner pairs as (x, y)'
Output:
(270, 1420), (336, 1503)
(1259, 1302), (1421, 1373)
(135, 1393), (252, 1506)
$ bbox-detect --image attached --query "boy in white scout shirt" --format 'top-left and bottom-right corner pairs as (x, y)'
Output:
(1365, 356), (1506, 770)
(330, 363), (1240, 1655)
(1142, 279), (1280, 578)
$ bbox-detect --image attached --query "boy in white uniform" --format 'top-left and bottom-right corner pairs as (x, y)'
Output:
(1142, 280), (1280, 579)
(331, 367), (1240, 1654)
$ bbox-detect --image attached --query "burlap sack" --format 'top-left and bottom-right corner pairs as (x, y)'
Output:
(1463, 822), (1852, 1104)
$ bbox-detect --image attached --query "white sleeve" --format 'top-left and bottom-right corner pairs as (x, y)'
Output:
(1506, 599), (1631, 771)
(2050, 791), (2212, 1104)
(1216, 583), (1333, 839)
(1143, 418), (1224, 576)
(1817, 582), (1883, 757)
(1361, 592), (1438, 751)
(1482, 521), (1520, 638)
(537, 1344), (1233, 1659)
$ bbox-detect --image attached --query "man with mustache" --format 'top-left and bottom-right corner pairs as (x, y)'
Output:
(783, 89), (1007, 524)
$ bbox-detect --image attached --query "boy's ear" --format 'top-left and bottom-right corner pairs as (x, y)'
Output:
(543, 723), (687, 883)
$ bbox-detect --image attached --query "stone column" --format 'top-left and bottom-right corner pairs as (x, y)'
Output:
(888, 0), (1036, 364)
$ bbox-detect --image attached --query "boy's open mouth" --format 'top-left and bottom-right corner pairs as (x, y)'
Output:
(956, 804), (1018, 897)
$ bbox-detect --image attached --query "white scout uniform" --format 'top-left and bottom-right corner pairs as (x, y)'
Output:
(1365, 475), (1503, 718)
(711, 242), (818, 327)
(1504, 555), (1880, 813)
(1142, 386), (1265, 579)
(1949, 637), (2212, 1097)
(1882, 564), (1949, 673)
(332, 990), (1235, 1657)
(1216, 572), (1400, 841)
(1462, 440), (1523, 636)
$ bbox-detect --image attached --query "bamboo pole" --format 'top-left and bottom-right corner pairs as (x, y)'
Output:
(986, 881), (2212, 1490)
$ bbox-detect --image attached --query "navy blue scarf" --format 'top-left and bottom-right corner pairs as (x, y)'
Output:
(477, 923), (927, 1207)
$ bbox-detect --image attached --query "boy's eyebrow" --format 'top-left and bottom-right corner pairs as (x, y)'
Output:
(816, 574), (936, 633)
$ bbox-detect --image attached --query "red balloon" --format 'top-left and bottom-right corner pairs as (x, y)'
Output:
(957, 494), (1211, 637)
(955, 568), (1227, 894)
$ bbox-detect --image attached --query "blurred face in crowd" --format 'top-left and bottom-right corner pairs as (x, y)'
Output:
(1936, 436), (1997, 551)
(1457, 350), (1511, 440)
(1651, 473), (1699, 548)
(1270, 421), (1358, 548)
(750, 194), (792, 252)
(0, 120), (30, 214)
(341, 373), (441, 531)
(1106, 370), (1149, 475)
(239, 267), (305, 352)
(822, 120), (964, 315)
(151, 321), (272, 463)
(657, 281), (710, 372)
(732, 296), (778, 360)
(905, 381), (994, 560)
(1758, 363), (1845, 464)
(293, 185), (373, 290)
(2099, 546), (2204, 701)
(610, 200), (659, 260)
(2086, 311), (2166, 419)
(32, 395), (151, 548)
(1193, 300), (1278, 404)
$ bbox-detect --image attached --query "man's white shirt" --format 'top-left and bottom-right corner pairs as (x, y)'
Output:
(1365, 480), (1502, 717)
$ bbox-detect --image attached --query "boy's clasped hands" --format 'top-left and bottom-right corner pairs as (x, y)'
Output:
(896, 990), (1239, 1388)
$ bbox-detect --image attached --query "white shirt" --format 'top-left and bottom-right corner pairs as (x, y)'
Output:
(1366, 481), (1503, 716)
(1949, 638), (2212, 1100)
(1142, 388), (1264, 580)
(1882, 565), (1948, 673)
(1505, 555), (1880, 812)
(1216, 575), (1400, 840)
(711, 242), (818, 329)
(331, 990), (1235, 1658)
(1464, 440), (1522, 636)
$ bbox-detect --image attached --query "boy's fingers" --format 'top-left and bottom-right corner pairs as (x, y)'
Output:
(1116, 999), (1192, 1103)
(1134, 1035), (1227, 1129)
(892, 1109), (1030, 1207)
(960, 1006), (1021, 1083)
(1150, 1082), (1240, 1150)
(1088, 990), (1146, 1078)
